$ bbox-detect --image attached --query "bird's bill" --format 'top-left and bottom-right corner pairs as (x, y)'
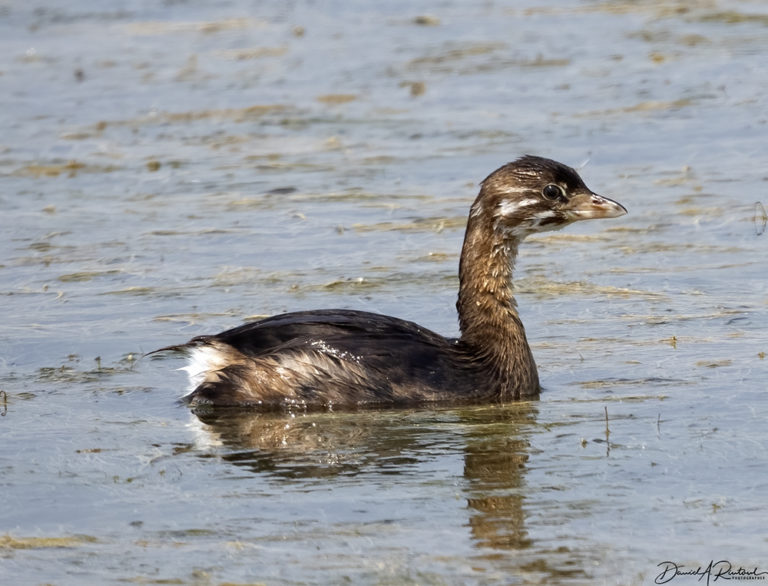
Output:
(565, 191), (627, 220)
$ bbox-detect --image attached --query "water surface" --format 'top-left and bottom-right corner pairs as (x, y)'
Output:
(1, 1), (767, 584)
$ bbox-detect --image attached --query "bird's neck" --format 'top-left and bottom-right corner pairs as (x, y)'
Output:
(457, 223), (523, 344)
(456, 218), (539, 398)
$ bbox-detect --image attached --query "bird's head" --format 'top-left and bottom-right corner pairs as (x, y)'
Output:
(470, 155), (627, 240)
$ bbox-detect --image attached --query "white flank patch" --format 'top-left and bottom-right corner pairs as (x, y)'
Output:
(497, 198), (538, 216)
(180, 345), (227, 393)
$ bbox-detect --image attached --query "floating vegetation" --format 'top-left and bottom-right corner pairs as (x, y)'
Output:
(408, 42), (506, 67)
(536, 232), (621, 244)
(575, 99), (693, 118)
(13, 160), (120, 178)
(27, 241), (56, 252)
(522, 1), (760, 22)
(279, 189), (434, 205)
(36, 354), (138, 384)
(211, 267), (264, 288)
(125, 17), (262, 36)
(152, 313), (236, 326)
(695, 359), (733, 369)
(57, 270), (122, 283)
(697, 11), (768, 26)
(147, 228), (239, 237)
(629, 30), (710, 47)
(614, 241), (748, 256)
(73, 104), (287, 136)
(320, 277), (375, 291)
(413, 15), (441, 26)
(286, 271), (456, 296)
(656, 166), (696, 187)
(418, 251), (455, 263)
(161, 104), (286, 124)
(643, 308), (745, 326)
(407, 41), (568, 75)
(0, 534), (98, 549)
(516, 276), (663, 299)
(399, 80), (427, 97)
(215, 46), (288, 60)
(352, 216), (466, 233)
(576, 377), (681, 391)
(316, 94), (359, 105)
(101, 286), (157, 296)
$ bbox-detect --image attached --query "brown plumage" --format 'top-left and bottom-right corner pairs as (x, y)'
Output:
(153, 155), (627, 409)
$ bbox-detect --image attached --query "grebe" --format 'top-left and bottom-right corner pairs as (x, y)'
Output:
(155, 156), (626, 408)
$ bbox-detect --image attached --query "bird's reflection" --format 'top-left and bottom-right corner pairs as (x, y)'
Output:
(189, 402), (537, 553)
(461, 408), (533, 551)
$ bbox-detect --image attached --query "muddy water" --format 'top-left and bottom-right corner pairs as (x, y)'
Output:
(1, 1), (767, 584)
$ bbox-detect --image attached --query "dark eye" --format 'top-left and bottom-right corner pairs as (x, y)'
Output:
(542, 184), (565, 201)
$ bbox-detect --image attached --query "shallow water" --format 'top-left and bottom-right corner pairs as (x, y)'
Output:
(1, 0), (767, 584)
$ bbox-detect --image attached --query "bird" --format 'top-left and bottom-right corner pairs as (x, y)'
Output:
(153, 155), (627, 409)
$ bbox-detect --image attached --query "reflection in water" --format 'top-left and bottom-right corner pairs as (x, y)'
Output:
(190, 406), (432, 479)
(190, 403), (538, 556)
(462, 407), (534, 552)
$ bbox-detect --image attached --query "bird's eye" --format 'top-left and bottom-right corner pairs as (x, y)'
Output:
(542, 184), (566, 201)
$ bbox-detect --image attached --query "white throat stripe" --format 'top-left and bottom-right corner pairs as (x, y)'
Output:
(498, 198), (539, 216)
